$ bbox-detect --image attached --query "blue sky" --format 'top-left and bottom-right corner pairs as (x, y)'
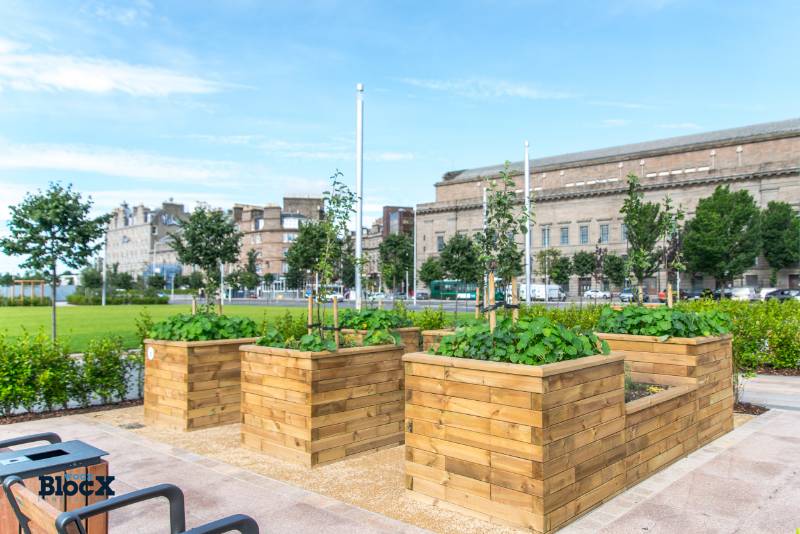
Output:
(1, 0), (800, 273)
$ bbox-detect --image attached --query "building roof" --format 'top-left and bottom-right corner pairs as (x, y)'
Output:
(441, 117), (800, 183)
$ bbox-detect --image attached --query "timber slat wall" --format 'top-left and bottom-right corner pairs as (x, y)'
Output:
(240, 343), (405, 467)
(341, 327), (422, 353)
(144, 338), (257, 431)
(404, 334), (734, 533)
(421, 329), (455, 352)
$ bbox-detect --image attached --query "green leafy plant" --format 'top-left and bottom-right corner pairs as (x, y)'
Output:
(80, 337), (129, 404)
(597, 306), (731, 339)
(433, 317), (609, 365)
(339, 308), (413, 330)
(148, 313), (259, 341)
(363, 329), (399, 346)
(410, 306), (448, 330)
(256, 329), (338, 352)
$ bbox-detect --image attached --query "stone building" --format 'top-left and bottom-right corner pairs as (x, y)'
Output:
(416, 118), (800, 296)
(232, 197), (323, 280)
(105, 201), (188, 279)
(361, 206), (414, 291)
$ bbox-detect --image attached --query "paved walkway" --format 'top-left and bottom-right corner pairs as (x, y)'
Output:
(740, 374), (800, 411)
(0, 416), (427, 534)
(563, 409), (800, 534)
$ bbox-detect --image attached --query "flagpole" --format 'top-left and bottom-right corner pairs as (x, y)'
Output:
(524, 141), (531, 306)
(355, 83), (364, 310)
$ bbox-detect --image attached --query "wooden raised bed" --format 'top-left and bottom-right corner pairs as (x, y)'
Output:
(404, 337), (735, 533)
(597, 332), (734, 446)
(144, 337), (257, 431)
(340, 327), (421, 353)
(421, 328), (455, 351)
(240, 343), (405, 467)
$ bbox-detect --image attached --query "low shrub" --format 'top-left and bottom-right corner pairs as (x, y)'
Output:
(338, 308), (413, 330)
(67, 294), (169, 305)
(520, 304), (604, 330)
(433, 317), (609, 365)
(597, 306), (731, 338)
(148, 313), (259, 342)
(0, 296), (52, 307)
(410, 306), (449, 330)
(78, 337), (130, 404)
(261, 310), (307, 340)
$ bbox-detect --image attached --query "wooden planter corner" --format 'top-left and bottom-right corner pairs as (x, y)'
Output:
(421, 328), (456, 351)
(144, 337), (257, 431)
(240, 343), (405, 467)
(597, 332), (734, 446)
(340, 326), (421, 353)
(403, 352), (626, 533)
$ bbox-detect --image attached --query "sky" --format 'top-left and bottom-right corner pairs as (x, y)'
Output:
(1, 0), (800, 273)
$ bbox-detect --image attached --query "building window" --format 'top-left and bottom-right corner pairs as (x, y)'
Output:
(151, 226), (158, 235)
(579, 225), (589, 245)
(599, 224), (609, 244)
(284, 233), (296, 243)
(436, 234), (445, 252)
(254, 218), (264, 231)
(621, 223), (628, 242)
(560, 227), (569, 245)
(541, 227), (550, 247)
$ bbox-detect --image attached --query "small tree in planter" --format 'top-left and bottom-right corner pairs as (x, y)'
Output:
(474, 162), (532, 329)
(662, 196), (685, 306)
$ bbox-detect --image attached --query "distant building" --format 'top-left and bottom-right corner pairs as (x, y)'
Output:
(362, 206), (414, 291)
(105, 201), (188, 279)
(232, 197), (324, 281)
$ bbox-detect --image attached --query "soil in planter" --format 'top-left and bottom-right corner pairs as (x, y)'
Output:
(734, 401), (769, 415)
(625, 381), (669, 402)
(0, 399), (143, 425)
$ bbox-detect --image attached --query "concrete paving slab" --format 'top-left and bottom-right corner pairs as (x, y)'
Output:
(740, 374), (800, 410)
(0, 416), (428, 534)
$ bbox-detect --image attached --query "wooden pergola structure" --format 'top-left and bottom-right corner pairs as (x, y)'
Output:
(11, 280), (46, 305)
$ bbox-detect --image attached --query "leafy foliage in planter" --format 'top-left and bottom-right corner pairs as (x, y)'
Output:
(257, 326), (397, 352)
(148, 313), (259, 342)
(520, 304), (604, 330)
(410, 307), (448, 331)
(339, 308), (413, 330)
(433, 317), (609, 365)
(597, 306), (730, 338)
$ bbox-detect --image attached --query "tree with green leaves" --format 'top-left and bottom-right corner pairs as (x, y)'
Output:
(0, 273), (12, 286)
(80, 267), (103, 291)
(534, 249), (559, 282)
(379, 233), (413, 293)
(662, 196), (686, 298)
(592, 246), (607, 291)
(620, 174), (668, 303)
(239, 249), (262, 292)
(148, 274), (166, 290)
(186, 271), (205, 292)
(0, 183), (110, 338)
(170, 206), (242, 308)
(419, 256), (444, 288)
(603, 253), (627, 289)
(761, 201), (800, 286)
(572, 251), (595, 279)
(549, 254), (573, 288)
(683, 185), (761, 288)
(285, 221), (327, 290)
(440, 234), (481, 284)
(339, 233), (357, 289)
(474, 162), (532, 292)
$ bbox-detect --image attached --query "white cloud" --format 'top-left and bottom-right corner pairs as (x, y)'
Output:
(87, 0), (154, 26)
(401, 77), (572, 100)
(601, 119), (630, 127)
(0, 45), (224, 96)
(656, 122), (702, 130)
(0, 141), (244, 185)
(591, 100), (652, 109)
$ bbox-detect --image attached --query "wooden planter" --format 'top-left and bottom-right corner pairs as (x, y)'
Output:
(421, 328), (455, 351)
(144, 337), (257, 431)
(404, 337), (735, 533)
(240, 343), (405, 467)
(597, 332), (734, 446)
(340, 327), (421, 353)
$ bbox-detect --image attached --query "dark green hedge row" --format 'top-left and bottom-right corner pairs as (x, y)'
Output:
(0, 296), (52, 307)
(67, 294), (169, 305)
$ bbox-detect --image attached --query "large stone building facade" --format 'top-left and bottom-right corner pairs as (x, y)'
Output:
(232, 197), (323, 280)
(416, 118), (800, 296)
(106, 201), (188, 279)
(362, 206), (414, 291)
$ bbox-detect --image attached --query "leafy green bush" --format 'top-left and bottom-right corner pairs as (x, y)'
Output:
(363, 329), (400, 346)
(678, 299), (800, 369)
(433, 317), (609, 365)
(148, 313), (259, 341)
(261, 310), (307, 340)
(597, 306), (730, 338)
(0, 296), (52, 306)
(520, 304), (604, 330)
(339, 308), (413, 330)
(257, 329), (338, 352)
(78, 337), (130, 404)
(67, 294), (169, 305)
(410, 307), (449, 330)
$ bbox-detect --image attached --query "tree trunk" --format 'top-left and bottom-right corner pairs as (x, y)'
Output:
(637, 281), (644, 305)
(51, 262), (57, 340)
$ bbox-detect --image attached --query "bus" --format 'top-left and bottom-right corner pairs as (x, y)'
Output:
(429, 280), (506, 301)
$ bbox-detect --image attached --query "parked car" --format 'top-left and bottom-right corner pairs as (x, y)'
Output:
(686, 288), (713, 301)
(765, 288), (800, 302)
(619, 287), (636, 303)
(367, 292), (388, 301)
(729, 287), (758, 301)
(584, 288), (611, 300)
(415, 290), (430, 300)
(759, 287), (778, 300)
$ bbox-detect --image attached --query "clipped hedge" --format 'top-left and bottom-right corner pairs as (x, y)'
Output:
(0, 332), (140, 416)
(338, 308), (413, 330)
(148, 313), (259, 342)
(597, 305), (731, 338)
(0, 296), (52, 307)
(67, 293), (169, 305)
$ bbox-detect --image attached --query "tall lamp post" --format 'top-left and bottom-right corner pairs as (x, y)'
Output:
(412, 207), (417, 306)
(355, 83), (365, 310)
(101, 236), (107, 306)
(524, 141), (531, 305)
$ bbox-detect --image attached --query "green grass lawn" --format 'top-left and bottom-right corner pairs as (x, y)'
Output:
(0, 305), (302, 352)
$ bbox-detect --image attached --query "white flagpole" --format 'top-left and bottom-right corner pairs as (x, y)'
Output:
(524, 141), (531, 306)
(412, 208), (417, 306)
(355, 83), (364, 310)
